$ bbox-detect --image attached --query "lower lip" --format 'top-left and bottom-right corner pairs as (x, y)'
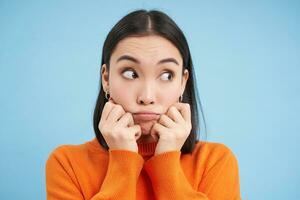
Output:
(133, 114), (159, 121)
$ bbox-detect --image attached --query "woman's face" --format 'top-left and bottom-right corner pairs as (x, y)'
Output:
(101, 35), (189, 143)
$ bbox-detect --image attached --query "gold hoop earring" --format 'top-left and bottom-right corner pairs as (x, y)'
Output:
(105, 90), (110, 100)
(179, 94), (183, 102)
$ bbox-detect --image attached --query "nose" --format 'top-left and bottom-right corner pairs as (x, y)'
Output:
(137, 81), (155, 105)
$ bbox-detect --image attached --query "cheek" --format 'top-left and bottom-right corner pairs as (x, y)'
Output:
(164, 89), (180, 102)
(109, 80), (135, 110)
(109, 85), (130, 102)
(158, 84), (181, 109)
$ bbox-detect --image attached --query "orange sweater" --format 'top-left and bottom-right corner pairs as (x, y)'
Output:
(45, 137), (241, 200)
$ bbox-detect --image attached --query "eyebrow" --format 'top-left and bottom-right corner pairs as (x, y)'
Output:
(116, 55), (179, 66)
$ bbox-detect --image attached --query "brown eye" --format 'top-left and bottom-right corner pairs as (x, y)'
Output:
(160, 71), (174, 81)
(122, 69), (138, 79)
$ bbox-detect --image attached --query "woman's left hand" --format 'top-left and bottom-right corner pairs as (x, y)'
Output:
(150, 102), (192, 155)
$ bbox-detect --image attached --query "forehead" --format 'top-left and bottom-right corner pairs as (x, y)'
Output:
(110, 35), (183, 65)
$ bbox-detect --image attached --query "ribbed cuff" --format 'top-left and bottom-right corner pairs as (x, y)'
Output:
(97, 150), (144, 199)
(108, 149), (144, 178)
(144, 151), (181, 183)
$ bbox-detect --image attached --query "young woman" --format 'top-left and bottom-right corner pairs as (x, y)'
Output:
(46, 9), (241, 200)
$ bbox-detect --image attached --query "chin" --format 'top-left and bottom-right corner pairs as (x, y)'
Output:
(135, 121), (157, 143)
(138, 121), (156, 133)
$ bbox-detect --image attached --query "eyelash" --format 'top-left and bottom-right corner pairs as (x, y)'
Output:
(121, 67), (174, 81)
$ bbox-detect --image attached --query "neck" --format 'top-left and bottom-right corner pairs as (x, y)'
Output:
(91, 137), (157, 158)
(137, 140), (158, 157)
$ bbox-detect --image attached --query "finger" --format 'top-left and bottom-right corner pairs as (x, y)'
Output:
(117, 112), (134, 127)
(175, 103), (191, 122)
(158, 114), (176, 128)
(101, 101), (114, 122)
(150, 123), (158, 139)
(109, 97), (116, 104)
(101, 98), (116, 122)
(150, 124), (159, 140)
(128, 125), (142, 140)
(167, 106), (185, 124)
(106, 104), (126, 123)
(151, 131), (159, 141)
(151, 123), (169, 137)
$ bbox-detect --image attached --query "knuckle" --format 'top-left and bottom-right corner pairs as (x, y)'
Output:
(116, 104), (123, 110)
(159, 114), (166, 122)
(117, 105), (125, 114)
(159, 114), (164, 119)
(125, 112), (132, 117)
(127, 112), (133, 121)
(106, 101), (113, 107)
(170, 106), (176, 110)
(122, 112), (131, 121)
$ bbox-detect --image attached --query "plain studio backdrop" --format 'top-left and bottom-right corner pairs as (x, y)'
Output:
(0, 1), (299, 199)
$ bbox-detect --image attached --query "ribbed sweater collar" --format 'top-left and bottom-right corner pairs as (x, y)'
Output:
(89, 137), (157, 157)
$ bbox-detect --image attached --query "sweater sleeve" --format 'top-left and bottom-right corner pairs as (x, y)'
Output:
(198, 146), (241, 200)
(92, 149), (144, 199)
(45, 146), (144, 200)
(144, 151), (209, 200)
(144, 149), (241, 200)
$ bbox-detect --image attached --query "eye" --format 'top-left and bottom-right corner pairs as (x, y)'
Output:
(122, 69), (138, 80)
(160, 71), (174, 81)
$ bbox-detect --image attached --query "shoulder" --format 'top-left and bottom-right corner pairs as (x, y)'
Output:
(46, 143), (82, 168)
(193, 140), (235, 156)
(192, 140), (239, 169)
(46, 138), (106, 167)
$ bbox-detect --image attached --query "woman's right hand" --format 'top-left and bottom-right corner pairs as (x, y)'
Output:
(98, 99), (142, 152)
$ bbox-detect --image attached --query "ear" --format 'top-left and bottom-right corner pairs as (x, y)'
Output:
(181, 69), (189, 95)
(101, 64), (109, 92)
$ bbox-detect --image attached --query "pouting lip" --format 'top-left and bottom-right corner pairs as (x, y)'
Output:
(133, 113), (160, 121)
(133, 111), (160, 115)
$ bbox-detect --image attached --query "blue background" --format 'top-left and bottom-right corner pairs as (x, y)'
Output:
(0, 0), (299, 199)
